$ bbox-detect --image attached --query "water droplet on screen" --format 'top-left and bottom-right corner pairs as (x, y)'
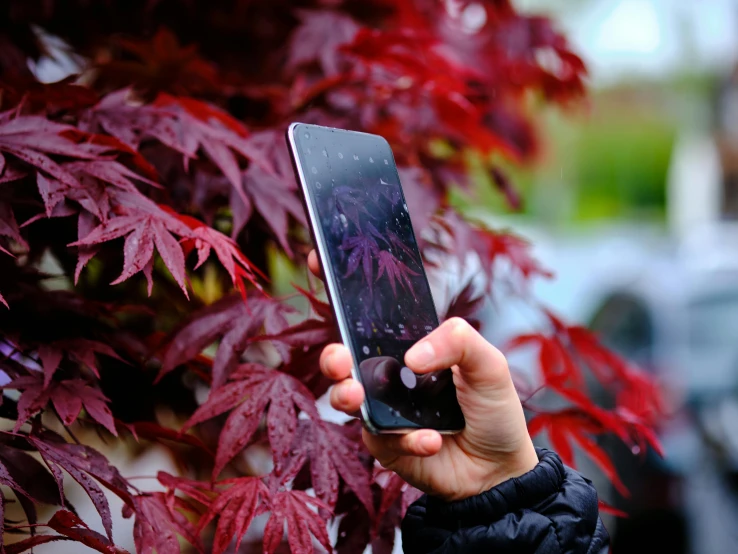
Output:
(435, 411), (441, 417)
(631, 445), (641, 455)
(311, 166), (318, 174)
(384, 159), (389, 164)
(353, 154), (359, 160)
(431, 375), (437, 382)
(362, 346), (370, 355)
(315, 182), (322, 189)
(322, 149), (328, 157)
(306, 147), (311, 154)
(403, 203), (408, 210)
(369, 157), (374, 163)
(415, 410), (421, 418)
(390, 408), (399, 417)
(338, 152), (344, 159)
(304, 132), (310, 139)
(339, 213), (347, 226)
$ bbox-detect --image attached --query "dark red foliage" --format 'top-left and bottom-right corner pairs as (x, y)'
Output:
(43, 510), (130, 554)
(276, 420), (374, 515)
(124, 493), (202, 554)
(0, 1), (658, 552)
(198, 477), (268, 554)
(182, 363), (318, 479)
(263, 491), (332, 554)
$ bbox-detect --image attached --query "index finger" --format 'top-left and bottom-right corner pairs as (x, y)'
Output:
(308, 250), (321, 278)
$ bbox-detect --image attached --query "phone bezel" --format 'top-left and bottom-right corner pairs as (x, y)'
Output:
(286, 122), (463, 434)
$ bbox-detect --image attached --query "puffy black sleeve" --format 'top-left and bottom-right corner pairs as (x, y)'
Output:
(401, 448), (610, 554)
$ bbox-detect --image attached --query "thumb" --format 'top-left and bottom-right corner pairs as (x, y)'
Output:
(405, 318), (511, 389)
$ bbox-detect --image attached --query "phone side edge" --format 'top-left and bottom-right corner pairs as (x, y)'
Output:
(285, 124), (380, 434)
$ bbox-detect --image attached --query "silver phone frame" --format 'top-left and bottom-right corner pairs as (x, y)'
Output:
(287, 122), (462, 435)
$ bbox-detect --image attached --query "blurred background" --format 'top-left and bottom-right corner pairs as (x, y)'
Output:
(22, 1), (738, 553)
(456, 1), (738, 553)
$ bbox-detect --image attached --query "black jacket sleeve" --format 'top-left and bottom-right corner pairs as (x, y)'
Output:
(401, 448), (610, 554)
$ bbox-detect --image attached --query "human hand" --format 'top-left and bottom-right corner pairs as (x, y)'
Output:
(308, 250), (539, 502)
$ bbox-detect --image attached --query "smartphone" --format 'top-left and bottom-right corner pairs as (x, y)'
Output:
(286, 123), (464, 434)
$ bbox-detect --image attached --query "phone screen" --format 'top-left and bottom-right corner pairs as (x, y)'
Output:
(289, 123), (464, 432)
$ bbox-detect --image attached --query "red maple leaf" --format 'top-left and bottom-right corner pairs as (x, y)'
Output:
(32, 156), (160, 225)
(0, 81), (99, 115)
(81, 89), (166, 149)
(159, 295), (295, 389)
(99, 27), (220, 95)
(262, 490), (332, 554)
(196, 477), (269, 554)
(124, 493), (201, 554)
(36, 338), (122, 386)
(182, 363), (318, 478)
(0, 439), (63, 535)
(70, 192), (194, 296)
(0, 450), (43, 548)
(153, 94), (257, 195)
(29, 431), (134, 541)
(428, 212), (552, 292)
(506, 333), (586, 391)
(170, 209), (264, 301)
(83, 90), (259, 209)
(439, 278), (484, 330)
(276, 420), (374, 516)
(118, 422), (211, 453)
(256, 285), (339, 365)
(4, 374), (116, 435)
(239, 130), (307, 254)
(0, 199), (28, 251)
(4, 535), (73, 554)
(374, 471), (423, 535)
(528, 409), (630, 498)
(156, 471), (213, 508)
(286, 10), (360, 76)
(336, 471), (422, 554)
(43, 509), (130, 554)
(0, 110), (108, 190)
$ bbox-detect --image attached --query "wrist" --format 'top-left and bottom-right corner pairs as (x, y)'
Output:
(443, 439), (540, 503)
(479, 439), (540, 492)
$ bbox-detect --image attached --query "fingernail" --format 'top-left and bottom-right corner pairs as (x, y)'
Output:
(406, 341), (435, 369)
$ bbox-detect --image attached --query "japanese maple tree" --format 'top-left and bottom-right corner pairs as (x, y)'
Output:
(0, 1), (663, 553)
